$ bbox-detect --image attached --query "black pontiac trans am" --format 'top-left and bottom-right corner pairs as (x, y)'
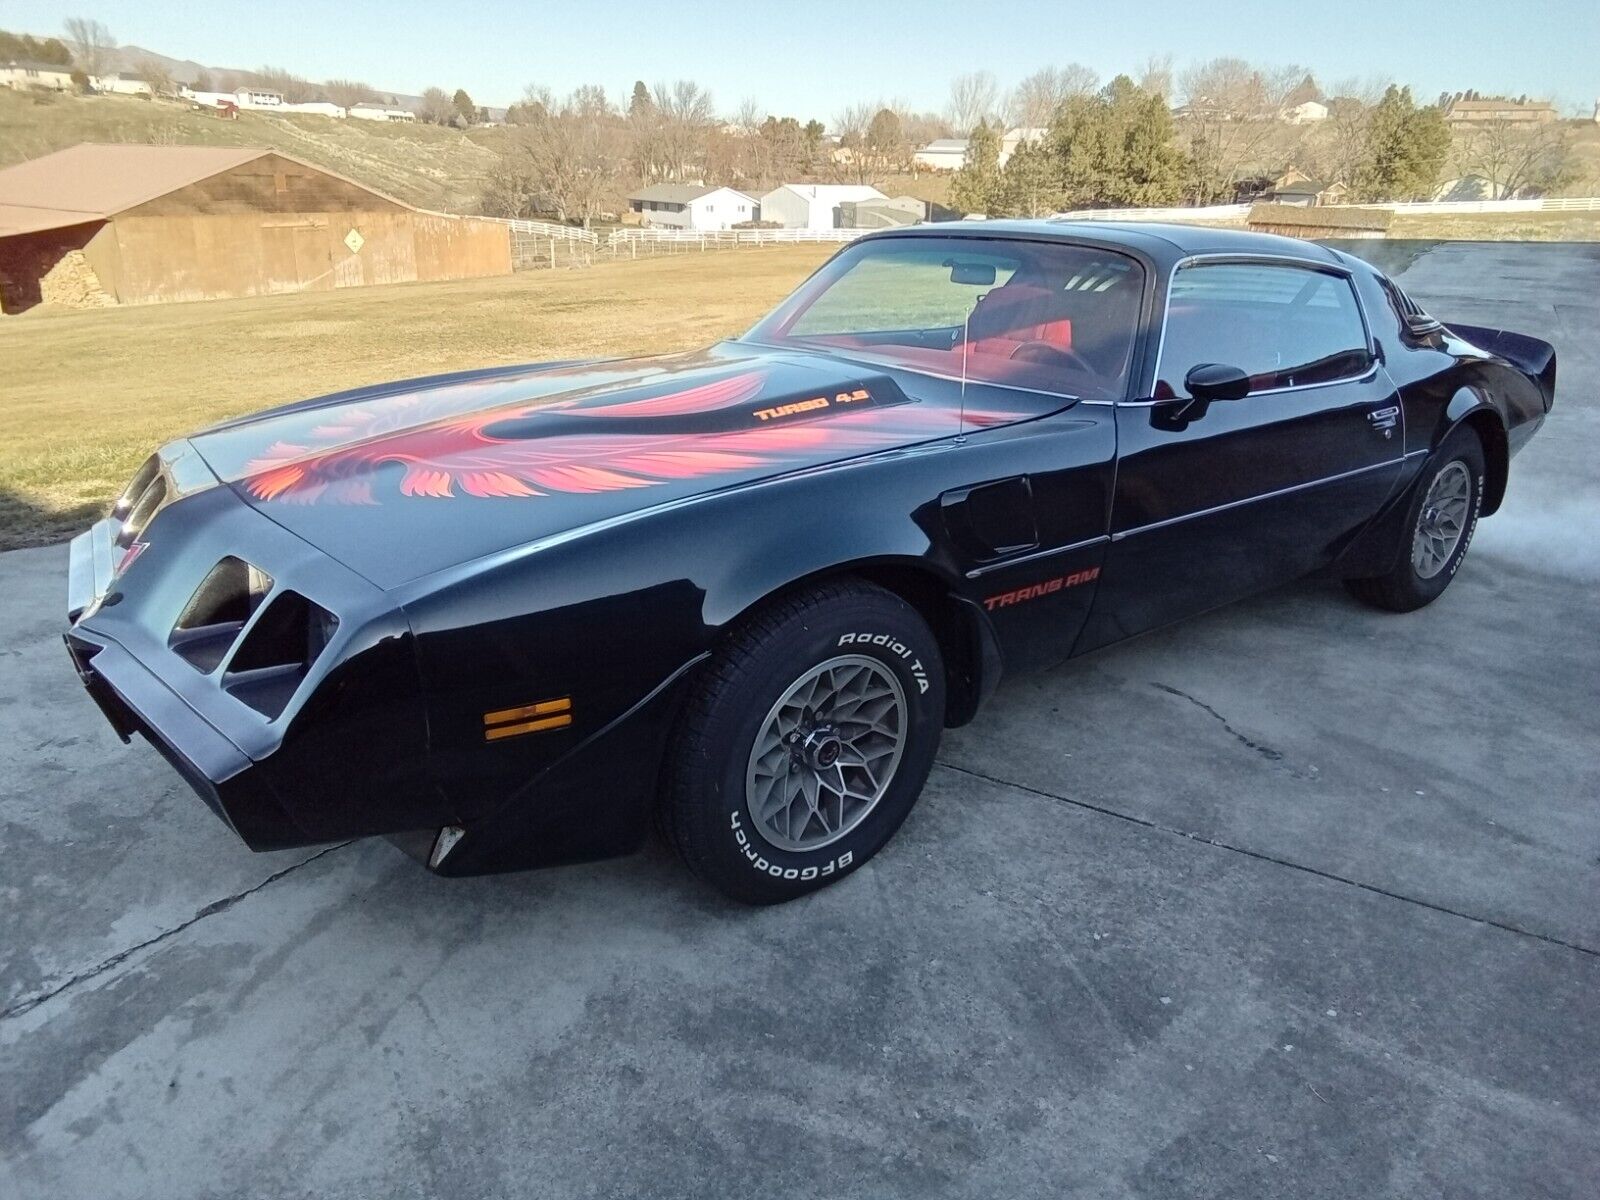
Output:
(64, 222), (1555, 903)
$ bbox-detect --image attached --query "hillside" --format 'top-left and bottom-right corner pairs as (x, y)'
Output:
(0, 89), (504, 213)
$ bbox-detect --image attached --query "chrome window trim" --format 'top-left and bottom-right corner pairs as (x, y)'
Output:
(1115, 363), (1383, 406)
(1111, 450), (1426, 541)
(1133, 252), (1379, 407)
(965, 534), (1111, 579)
(741, 233), (1152, 407)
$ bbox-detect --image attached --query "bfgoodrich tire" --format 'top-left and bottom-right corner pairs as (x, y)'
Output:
(1345, 424), (1486, 613)
(664, 580), (945, 904)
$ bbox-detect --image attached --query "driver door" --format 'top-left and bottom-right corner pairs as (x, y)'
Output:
(1078, 257), (1404, 650)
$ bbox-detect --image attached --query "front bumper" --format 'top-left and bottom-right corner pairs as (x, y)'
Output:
(63, 625), (308, 847)
(64, 488), (438, 852)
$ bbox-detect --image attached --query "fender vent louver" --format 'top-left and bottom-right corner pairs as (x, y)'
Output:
(222, 591), (339, 719)
(114, 456), (168, 549)
(170, 557), (274, 673)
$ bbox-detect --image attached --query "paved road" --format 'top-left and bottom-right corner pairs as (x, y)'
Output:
(3, 243), (1597, 1199)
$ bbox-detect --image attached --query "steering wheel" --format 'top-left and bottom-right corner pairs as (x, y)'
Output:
(1007, 340), (1097, 376)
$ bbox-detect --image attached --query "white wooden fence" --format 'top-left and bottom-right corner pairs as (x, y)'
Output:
(605, 227), (871, 255)
(464, 217), (599, 269)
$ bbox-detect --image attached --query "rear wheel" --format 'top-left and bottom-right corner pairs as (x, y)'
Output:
(1345, 425), (1485, 612)
(664, 580), (945, 904)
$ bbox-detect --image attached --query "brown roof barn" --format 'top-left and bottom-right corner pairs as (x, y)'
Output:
(0, 143), (511, 312)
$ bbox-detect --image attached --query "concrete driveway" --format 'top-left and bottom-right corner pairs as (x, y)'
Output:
(3, 243), (1597, 1199)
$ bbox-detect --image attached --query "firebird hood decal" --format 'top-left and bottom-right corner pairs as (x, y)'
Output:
(190, 344), (1035, 588)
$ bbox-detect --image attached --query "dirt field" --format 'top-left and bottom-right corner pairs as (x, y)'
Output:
(0, 245), (835, 549)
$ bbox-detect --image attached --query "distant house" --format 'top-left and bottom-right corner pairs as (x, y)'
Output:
(1432, 174), (1499, 201)
(350, 102), (416, 123)
(234, 87), (284, 109)
(913, 138), (968, 171)
(0, 61), (75, 92)
(998, 127), (1048, 163)
(913, 127), (1046, 172)
(759, 184), (885, 230)
(280, 100), (346, 118)
(1262, 169), (1348, 207)
(182, 86), (345, 118)
(1282, 100), (1328, 124)
(628, 184), (757, 231)
(92, 72), (154, 97)
(1444, 99), (1557, 126)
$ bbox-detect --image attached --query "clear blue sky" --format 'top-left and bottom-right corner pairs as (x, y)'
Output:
(9, 0), (1597, 117)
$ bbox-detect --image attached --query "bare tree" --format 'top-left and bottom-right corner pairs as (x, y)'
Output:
(324, 79), (379, 108)
(1136, 54), (1174, 102)
(1320, 95), (1373, 187)
(418, 86), (455, 125)
(252, 66), (317, 103)
(652, 79), (715, 181)
(948, 71), (1001, 135)
(1456, 120), (1578, 198)
(1009, 65), (1100, 129)
(62, 16), (115, 77)
(1179, 58), (1307, 201)
(833, 101), (871, 145)
(489, 86), (625, 227)
(136, 55), (174, 97)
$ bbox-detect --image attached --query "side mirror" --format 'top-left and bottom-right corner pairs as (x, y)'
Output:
(1184, 362), (1251, 402)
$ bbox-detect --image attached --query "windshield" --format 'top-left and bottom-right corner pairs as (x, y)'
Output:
(744, 236), (1144, 402)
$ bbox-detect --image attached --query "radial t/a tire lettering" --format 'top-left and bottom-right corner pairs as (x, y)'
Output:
(664, 580), (945, 904)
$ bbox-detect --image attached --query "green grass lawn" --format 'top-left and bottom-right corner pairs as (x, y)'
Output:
(0, 245), (835, 549)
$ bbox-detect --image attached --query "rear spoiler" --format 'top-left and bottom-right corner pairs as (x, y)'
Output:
(1446, 322), (1557, 411)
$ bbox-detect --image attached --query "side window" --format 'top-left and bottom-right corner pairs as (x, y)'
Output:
(1157, 262), (1372, 398)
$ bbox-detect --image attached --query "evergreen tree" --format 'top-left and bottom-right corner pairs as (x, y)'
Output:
(950, 120), (1002, 215)
(1115, 81), (1187, 206)
(866, 107), (906, 171)
(1044, 77), (1186, 208)
(1353, 86), (1450, 202)
(996, 139), (1061, 217)
(452, 88), (476, 125)
(629, 80), (653, 118)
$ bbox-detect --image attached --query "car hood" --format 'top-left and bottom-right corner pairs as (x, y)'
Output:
(189, 342), (1032, 588)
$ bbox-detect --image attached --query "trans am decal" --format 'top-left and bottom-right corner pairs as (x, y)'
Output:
(241, 369), (1023, 505)
(984, 566), (1101, 611)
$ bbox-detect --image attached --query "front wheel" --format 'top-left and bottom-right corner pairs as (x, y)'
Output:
(664, 580), (945, 904)
(1345, 425), (1485, 612)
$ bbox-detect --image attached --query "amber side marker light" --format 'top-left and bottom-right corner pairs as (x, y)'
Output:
(483, 697), (572, 741)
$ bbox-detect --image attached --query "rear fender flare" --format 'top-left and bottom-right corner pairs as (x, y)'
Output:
(1443, 389), (1508, 514)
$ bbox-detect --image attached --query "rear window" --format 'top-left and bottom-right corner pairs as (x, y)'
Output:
(746, 237), (1145, 402)
(1156, 262), (1372, 397)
